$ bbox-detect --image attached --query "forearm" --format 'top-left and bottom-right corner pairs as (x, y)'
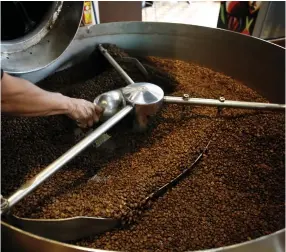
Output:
(1, 72), (72, 117)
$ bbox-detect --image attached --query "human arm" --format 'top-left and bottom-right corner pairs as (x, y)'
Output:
(1, 71), (102, 127)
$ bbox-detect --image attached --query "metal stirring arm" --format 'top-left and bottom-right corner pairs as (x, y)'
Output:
(3, 139), (211, 242)
(3, 44), (284, 218)
(164, 95), (285, 111)
(98, 44), (285, 112)
(1, 45), (284, 242)
(1, 106), (133, 215)
(1, 44), (161, 214)
(98, 44), (134, 85)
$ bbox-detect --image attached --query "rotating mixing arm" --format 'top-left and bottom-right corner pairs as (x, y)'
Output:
(1, 105), (133, 215)
(98, 44), (285, 113)
(163, 95), (285, 111)
(1, 45), (163, 214)
(97, 45), (164, 129)
(98, 44), (134, 85)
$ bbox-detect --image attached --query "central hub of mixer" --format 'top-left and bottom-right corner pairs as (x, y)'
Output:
(122, 82), (164, 105)
(94, 82), (165, 127)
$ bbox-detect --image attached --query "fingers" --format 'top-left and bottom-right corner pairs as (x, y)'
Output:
(79, 102), (95, 128)
(94, 105), (103, 114)
(93, 111), (99, 124)
(87, 102), (100, 125)
(76, 101), (90, 128)
(69, 99), (103, 128)
(93, 105), (102, 122)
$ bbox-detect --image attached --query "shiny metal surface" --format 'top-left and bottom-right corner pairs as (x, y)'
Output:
(123, 83), (165, 129)
(4, 215), (120, 242)
(94, 90), (126, 122)
(98, 44), (134, 85)
(163, 96), (286, 110)
(98, 43), (284, 126)
(2, 221), (284, 252)
(123, 83), (164, 105)
(97, 45), (164, 127)
(1, 222), (108, 252)
(17, 22), (284, 103)
(2, 22), (285, 252)
(75, 22), (285, 104)
(0, 1), (83, 74)
(1, 106), (133, 214)
(1, 2), (62, 53)
(94, 82), (165, 126)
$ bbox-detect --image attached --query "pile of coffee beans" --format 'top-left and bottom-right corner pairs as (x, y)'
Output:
(1, 45), (284, 251)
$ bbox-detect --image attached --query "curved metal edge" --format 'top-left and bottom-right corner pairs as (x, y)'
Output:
(3, 21), (285, 251)
(1, 220), (284, 252)
(1, 221), (112, 252)
(4, 215), (120, 242)
(190, 229), (285, 252)
(10, 215), (113, 222)
(1, 1), (83, 74)
(75, 21), (286, 50)
(74, 22), (285, 104)
(16, 22), (285, 105)
(1, 1), (63, 53)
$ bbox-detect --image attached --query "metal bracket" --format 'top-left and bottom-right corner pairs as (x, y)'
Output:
(217, 96), (225, 116)
(121, 57), (149, 80)
(182, 94), (190, 101)
(181, 94), (191, 118)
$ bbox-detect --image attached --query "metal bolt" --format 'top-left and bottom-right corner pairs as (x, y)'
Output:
(183, 94), (190, 100)
(219, 96), (225, 102)
(217, 97), (225, 116)
(181, 94), (190, 118)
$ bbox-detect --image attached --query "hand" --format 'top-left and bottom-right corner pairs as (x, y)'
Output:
(67, 98), (103, 128)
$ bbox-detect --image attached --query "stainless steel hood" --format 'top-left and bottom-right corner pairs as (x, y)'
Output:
(0, 1), (83, 74)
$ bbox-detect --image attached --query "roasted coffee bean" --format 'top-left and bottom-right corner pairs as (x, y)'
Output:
(2, 45), (284, 252)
